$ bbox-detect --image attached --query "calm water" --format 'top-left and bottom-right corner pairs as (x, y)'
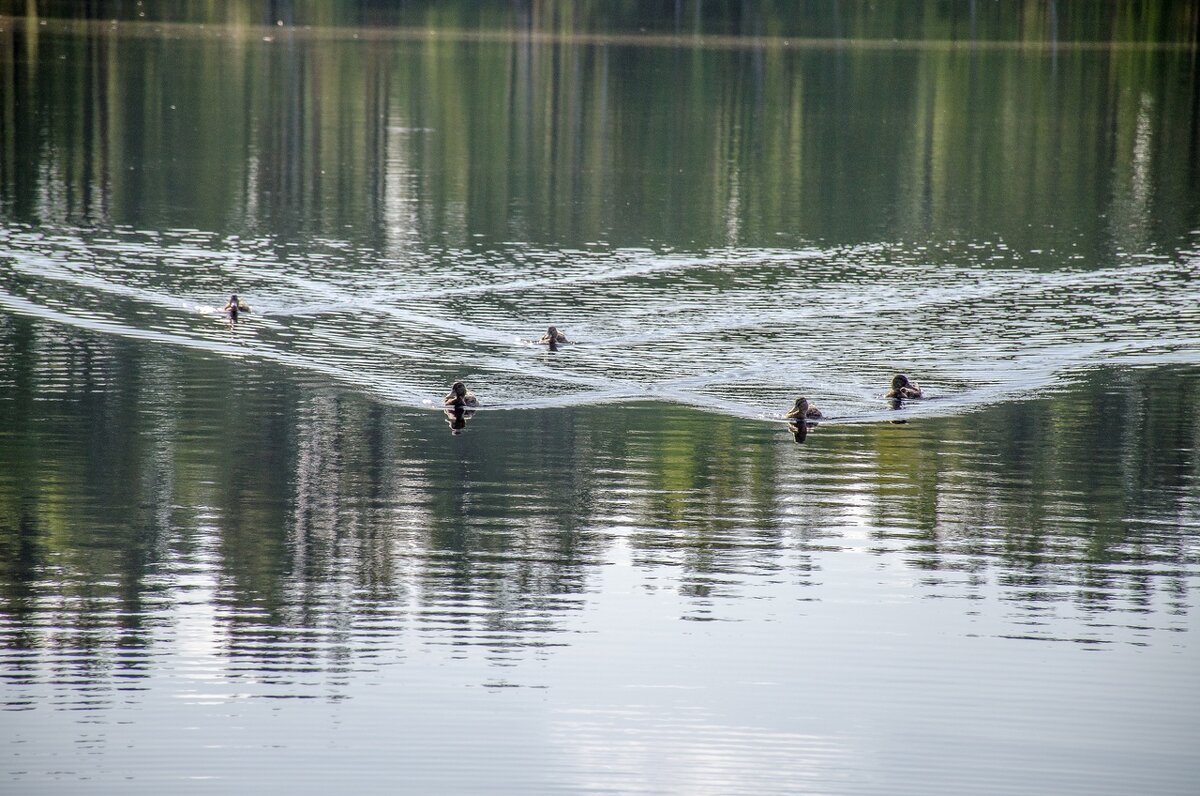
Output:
(2, 9), (1199, 795)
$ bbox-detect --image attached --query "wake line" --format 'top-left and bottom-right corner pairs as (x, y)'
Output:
(5, 224), (1199, 421)
(0, 291), (424, 405)
(5, 287), (1198, 420)
(0, 289), (720, 411)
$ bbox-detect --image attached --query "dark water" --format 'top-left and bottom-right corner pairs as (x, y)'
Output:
(1, 9), (1199, 795)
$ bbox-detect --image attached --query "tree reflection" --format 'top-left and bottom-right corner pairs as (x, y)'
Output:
(2, 14), (1197, 251)
(0, 321), (1198, 685)
(1, 3), (1199, 695)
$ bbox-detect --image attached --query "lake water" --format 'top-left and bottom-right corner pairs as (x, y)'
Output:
(1, 8), (1199, 795)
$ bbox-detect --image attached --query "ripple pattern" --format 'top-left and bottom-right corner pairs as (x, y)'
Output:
(3, 222), (1199, 419)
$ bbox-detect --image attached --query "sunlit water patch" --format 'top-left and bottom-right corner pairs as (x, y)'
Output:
(3, 222), (1198, 420)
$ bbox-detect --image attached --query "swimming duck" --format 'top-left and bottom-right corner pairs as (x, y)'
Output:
(538, 326), (569, 345)
(885, 373), (923, 400)
(224, 293), (251, 319)
(785, 397), (823, 420)
(444, 380), (479, 408)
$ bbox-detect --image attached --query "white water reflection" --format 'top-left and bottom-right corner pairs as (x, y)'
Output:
(3, 222), (1199, 419)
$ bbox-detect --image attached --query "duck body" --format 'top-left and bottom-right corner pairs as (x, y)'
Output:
(538, 325), (569, 345)
(885, 373), (922, 399)
(224, 293), (251, 319)
(444, 380), (480, 408)
(785, 397), (823, 420)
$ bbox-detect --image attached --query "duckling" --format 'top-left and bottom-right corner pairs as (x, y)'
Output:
(538, 325), (569, 345)
(885, 373), (923, 400)
(223, 293), (251, 319)
(443, 380), (479, 408)
(785, 397), (823, 420)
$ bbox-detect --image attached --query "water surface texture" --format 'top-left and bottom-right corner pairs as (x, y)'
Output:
(1, 8), (1199, 795)
(2, 17), (1199, 417)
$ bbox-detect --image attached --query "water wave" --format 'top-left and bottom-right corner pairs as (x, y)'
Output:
(2, 221), (1198, 419)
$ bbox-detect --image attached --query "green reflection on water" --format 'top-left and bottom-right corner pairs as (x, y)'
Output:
(1, 319), (1196, 648)
(1, 9), (1198, 792)
(1, 14), (1197, 252)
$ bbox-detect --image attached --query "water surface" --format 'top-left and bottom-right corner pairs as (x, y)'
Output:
(1, 11), (1199, 795)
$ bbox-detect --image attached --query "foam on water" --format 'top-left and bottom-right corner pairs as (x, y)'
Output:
(2, 221), (1198, 419)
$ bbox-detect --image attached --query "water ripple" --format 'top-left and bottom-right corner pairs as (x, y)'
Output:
(3, 222), (1199, 420)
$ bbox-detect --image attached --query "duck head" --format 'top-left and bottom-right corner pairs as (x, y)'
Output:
(891, 373), (911, 391)
(785, 397), (810, 418)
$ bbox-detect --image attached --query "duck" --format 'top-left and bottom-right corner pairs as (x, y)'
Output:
(224, 293), (251, 319)
(885, 373), (923, 400)
(444, 380), (480, 408)
(785, 397), (823, 420)
(538, 325), (569, 345)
